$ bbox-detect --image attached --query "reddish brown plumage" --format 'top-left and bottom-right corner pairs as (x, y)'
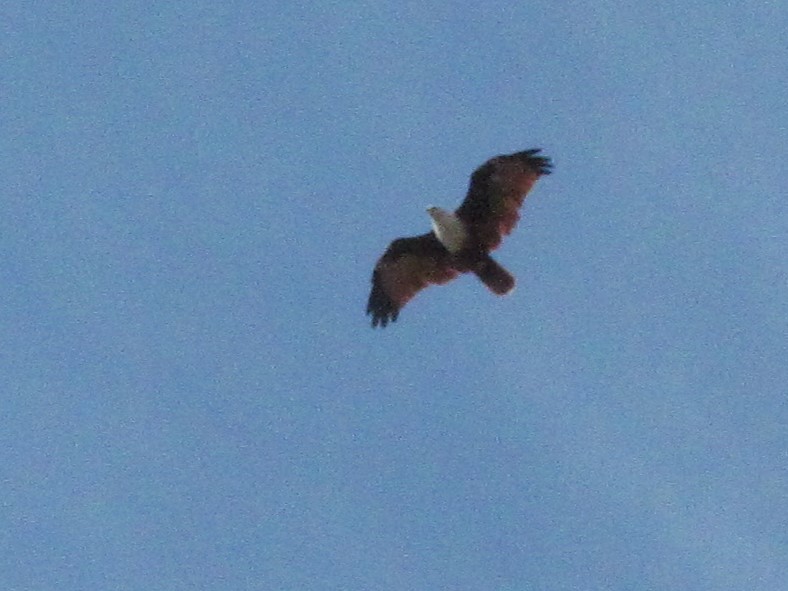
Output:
(366, 233), (458, 327)
(367, 149), (551, 328)
(455, 149), (551, 251)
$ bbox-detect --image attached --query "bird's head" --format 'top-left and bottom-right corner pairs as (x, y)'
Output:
(426, 206), (444, 221)
(426, 206), (467, 253)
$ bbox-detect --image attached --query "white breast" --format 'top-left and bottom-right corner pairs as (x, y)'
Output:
(428, 207), (467, 253)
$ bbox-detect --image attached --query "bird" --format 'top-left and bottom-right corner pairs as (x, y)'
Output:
(366, 148), (552, 328)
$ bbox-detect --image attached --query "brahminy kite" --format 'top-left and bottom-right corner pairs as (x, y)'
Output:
(366, 148), (552, 328)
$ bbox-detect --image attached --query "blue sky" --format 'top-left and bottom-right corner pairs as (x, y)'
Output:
(2, 1), (786, 589)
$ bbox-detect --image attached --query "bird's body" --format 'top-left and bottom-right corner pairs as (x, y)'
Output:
(366, 149), (552, 328)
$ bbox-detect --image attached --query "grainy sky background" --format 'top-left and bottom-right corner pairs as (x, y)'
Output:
(2, 1), (786, 589)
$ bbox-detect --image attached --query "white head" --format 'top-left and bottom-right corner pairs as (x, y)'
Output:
(427, 206), (450, 222)
(426, 206), (467, 253)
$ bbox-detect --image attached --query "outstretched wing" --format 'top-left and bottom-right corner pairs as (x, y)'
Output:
(367, 233), (459, 328)
(455, 149), (552, 251)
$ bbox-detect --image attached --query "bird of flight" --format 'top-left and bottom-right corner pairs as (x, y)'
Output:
(366, 148), (552, 328)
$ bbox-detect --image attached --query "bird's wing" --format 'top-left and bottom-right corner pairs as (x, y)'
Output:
(455, 149), (552, 251)
(367, 232), (459, 327)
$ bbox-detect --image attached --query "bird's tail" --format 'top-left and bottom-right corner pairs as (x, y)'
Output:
(473, 254), (515, 295)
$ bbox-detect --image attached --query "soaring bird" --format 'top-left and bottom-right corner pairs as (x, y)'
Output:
(366, 149), (552, 328)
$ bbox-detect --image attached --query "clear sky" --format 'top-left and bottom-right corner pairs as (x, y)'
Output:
(2, 1), (786, 589)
